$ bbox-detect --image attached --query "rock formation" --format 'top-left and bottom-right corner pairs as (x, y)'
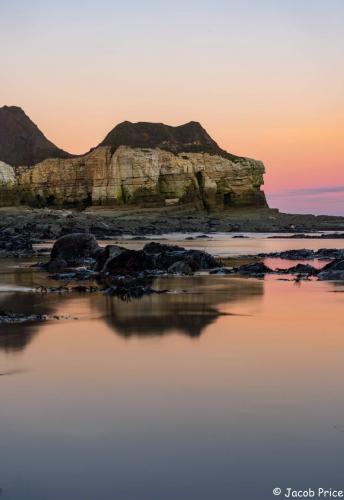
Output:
(0, 107), (267, 210)
(0, 106), (71, 166)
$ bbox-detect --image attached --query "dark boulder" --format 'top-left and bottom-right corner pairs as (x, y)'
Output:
(143, 242), (184, 255)
(277, 264), (319, 276)
(321, 259), (344, 271)
(96, 241), (219, 276)
(44, 238), (218, 278)
(167, 261), (193, 275)
(142, 242), (218, 271)
(93, 245), (126, 272)
(49, 233), (99, 267)
(236, 262), (273, 276)
(182, 249), (219, 270)
(100, 249), (153, 275)
(46, 258), (68, 273)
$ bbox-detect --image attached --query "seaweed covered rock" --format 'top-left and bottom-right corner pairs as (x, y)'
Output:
(142, 242), (219, 271)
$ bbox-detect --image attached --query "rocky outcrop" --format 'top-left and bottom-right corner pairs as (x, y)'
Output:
(90, 145), (266, 208)
(0, 106), (71, 166)
(15, 148), (106, 206)
(318, 260), (344, 280)
(0, 111), (267, 210)
(0, 161), (15, 184)
(0, 161), (16, 205)
(46, 234), (219, 276)
(0, 229), (34, 257)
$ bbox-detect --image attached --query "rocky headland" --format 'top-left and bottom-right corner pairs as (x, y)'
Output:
(0, 106), (266, 210)
(0, 105), (343, 236)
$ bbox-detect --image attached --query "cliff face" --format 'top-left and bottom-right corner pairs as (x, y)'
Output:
(0, 113), (267, 210)
(90, 146), (266, 208)
(0, 161), (17, 205)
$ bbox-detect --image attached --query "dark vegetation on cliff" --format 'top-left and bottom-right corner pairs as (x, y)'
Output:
(0, 106), (244, 167)
(0, 106), (72, 166)
(0, 106), (245, 166)
(100, 120), (243, 161)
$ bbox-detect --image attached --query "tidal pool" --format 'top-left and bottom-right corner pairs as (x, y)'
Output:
(0, 236), (344, 500)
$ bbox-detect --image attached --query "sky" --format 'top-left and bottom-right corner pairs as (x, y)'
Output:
(1, 0), (343, 214)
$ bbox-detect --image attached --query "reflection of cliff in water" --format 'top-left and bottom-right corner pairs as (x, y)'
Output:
(0, 269), (264, 353)
(92, 275), (264, 338)
(0, 321), (36, 352)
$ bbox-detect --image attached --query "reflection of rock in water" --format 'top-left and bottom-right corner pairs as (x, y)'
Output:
(0, 322), (37, 352)
(0, 259), (64, 352)
(93, 276), (264, 338)
(0, 292), (55, 353)
(0, 266), (264, 351)
(329, 282), (344, 292)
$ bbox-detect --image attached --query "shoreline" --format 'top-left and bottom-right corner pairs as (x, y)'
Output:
(0, 206), (344, 241)
(1, 231), (344, 324)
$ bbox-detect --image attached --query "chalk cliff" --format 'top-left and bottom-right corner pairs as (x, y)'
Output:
(0, 108), (267, 210)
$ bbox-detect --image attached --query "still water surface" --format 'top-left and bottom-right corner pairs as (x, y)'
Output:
(1, 235), (344, 500)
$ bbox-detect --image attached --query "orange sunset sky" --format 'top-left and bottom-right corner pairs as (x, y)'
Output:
(1, 0), (343, 214)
